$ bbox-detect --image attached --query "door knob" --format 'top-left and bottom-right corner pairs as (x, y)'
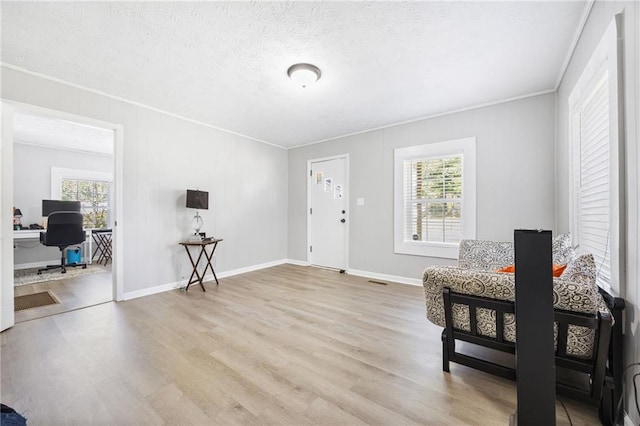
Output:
(340, 219), (346, 223)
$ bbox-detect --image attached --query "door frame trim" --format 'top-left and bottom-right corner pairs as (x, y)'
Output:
(2, 99), (124, 304)
(306, 154), (349, 270)
(1, 102), (15, 331)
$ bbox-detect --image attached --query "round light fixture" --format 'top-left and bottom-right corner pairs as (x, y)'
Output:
(287, 63), (321, 88)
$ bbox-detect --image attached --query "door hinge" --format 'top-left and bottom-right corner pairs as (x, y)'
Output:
(310, 207), (312, 215)
(310, 245), (312, 253)
(310, 169), (312, 177)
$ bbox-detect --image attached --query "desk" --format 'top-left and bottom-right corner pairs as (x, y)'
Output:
(179, 238), (222, 292)
(13, 229), (93, 264)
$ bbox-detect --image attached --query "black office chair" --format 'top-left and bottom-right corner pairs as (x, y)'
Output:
(37, 211), (88, 275)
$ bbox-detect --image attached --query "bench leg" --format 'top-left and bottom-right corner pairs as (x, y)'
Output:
(442, 329), (450, 373)
(598, 376), (615, 426)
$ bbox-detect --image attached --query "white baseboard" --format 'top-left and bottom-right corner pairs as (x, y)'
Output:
(624, 412), (635, 426)
(14, 260), (62, 270)
(121, 281), (179, 301)
(15, 257), (92, 271)
(283, 261), (421, 286)
(217, 259), (287, 279)
(121, 259), (422, 301)
(121, 258), (288, 301)
(347, 268), (422, 286)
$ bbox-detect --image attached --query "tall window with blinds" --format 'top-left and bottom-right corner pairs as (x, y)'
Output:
(394, 138), (476, 259)
(403, 155), (463, 243)
(568, 15), (624, 296)
(572, 72), (611, 289)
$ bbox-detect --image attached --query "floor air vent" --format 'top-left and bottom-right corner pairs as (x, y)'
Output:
(368, 280), (387, 285)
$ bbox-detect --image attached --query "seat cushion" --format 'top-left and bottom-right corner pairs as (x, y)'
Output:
(422, 265), (603, 358)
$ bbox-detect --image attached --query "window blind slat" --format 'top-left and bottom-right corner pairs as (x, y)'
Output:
(575, 72), (610, 289)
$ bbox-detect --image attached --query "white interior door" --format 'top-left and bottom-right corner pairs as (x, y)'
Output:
(308, 156), (348, 270)
(1, 103), (15, 331)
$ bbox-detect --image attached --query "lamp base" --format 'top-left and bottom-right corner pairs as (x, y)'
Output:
(188, 233), (203, 242)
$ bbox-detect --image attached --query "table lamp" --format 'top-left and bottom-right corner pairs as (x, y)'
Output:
(186, 189), (209, 240)
(13, 207), (23, 230)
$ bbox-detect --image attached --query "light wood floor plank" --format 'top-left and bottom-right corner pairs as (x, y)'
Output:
(1, 264), (600, 425)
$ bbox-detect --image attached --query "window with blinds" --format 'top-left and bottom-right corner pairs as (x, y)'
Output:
(572, 72), (611, 289)
(51, 167), (114, 230)
(403, 155), (463, 243)
(567, 17), (623, 296)
(61, 178), (111, 229)
(394, 138), (476, 258)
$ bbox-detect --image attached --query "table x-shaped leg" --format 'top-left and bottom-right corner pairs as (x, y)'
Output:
(184, 241), (219, 291)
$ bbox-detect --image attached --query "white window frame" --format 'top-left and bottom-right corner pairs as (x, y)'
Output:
(394, 137), (476, 259)
(51, 167), (114, 228)
(568, 16), (624, 296)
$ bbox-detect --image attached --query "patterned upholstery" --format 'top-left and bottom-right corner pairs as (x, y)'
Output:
(562, 254), (597, 285)
(424, 237), (610, 359)
(457, 239), (514, 270)
(457, 233), (575, 270)
(552, 233), (576, 264)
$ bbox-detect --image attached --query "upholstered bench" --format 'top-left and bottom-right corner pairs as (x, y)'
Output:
(421, 236), (622, 425)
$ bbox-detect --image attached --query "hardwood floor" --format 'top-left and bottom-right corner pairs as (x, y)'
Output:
(1, 264), (599, 425)
(13, 265), (112, 323)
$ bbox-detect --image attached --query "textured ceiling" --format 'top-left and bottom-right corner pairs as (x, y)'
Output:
(14, 112), (114, 155)
(1, 2), (585, 148)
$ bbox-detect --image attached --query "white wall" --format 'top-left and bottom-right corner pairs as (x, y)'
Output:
(13, 144), (113, 266)
(2, 65), (289, 295)
(555, 1), (638, 424)
(288, 93), (556, 281)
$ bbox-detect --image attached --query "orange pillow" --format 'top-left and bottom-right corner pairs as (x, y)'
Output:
(496, 264), (567, 277)
(497, 265), (515, 273)
(552, 264), (567, 277)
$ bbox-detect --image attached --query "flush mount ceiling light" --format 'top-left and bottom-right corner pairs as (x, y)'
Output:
(287, 63), (321, 88)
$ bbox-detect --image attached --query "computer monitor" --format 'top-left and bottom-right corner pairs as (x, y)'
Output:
(42, 199), (81, 217)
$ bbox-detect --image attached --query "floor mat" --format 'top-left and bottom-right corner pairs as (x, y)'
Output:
(14, 291), (59, 311)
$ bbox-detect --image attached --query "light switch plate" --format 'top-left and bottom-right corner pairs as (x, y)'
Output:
(356, 198), (365, 206)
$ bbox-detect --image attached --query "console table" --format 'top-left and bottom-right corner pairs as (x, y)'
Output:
(178, 238), (222, 292)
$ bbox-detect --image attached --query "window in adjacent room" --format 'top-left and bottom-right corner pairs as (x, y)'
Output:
(568, 16), (623, 295)
(394, 137), (476, 258)
(51, 168), (113, 229)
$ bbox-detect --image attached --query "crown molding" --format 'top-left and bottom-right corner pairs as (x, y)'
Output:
(554, 0), (595, 90)
(288, 89), (555, 150)
(1, 63), (287, 150)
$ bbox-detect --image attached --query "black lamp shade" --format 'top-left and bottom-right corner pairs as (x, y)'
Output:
(186, 190), (209, 210)
(14, 208), (23, 217)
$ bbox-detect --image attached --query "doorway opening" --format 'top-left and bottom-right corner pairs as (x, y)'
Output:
(2, 102), (123, 327)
